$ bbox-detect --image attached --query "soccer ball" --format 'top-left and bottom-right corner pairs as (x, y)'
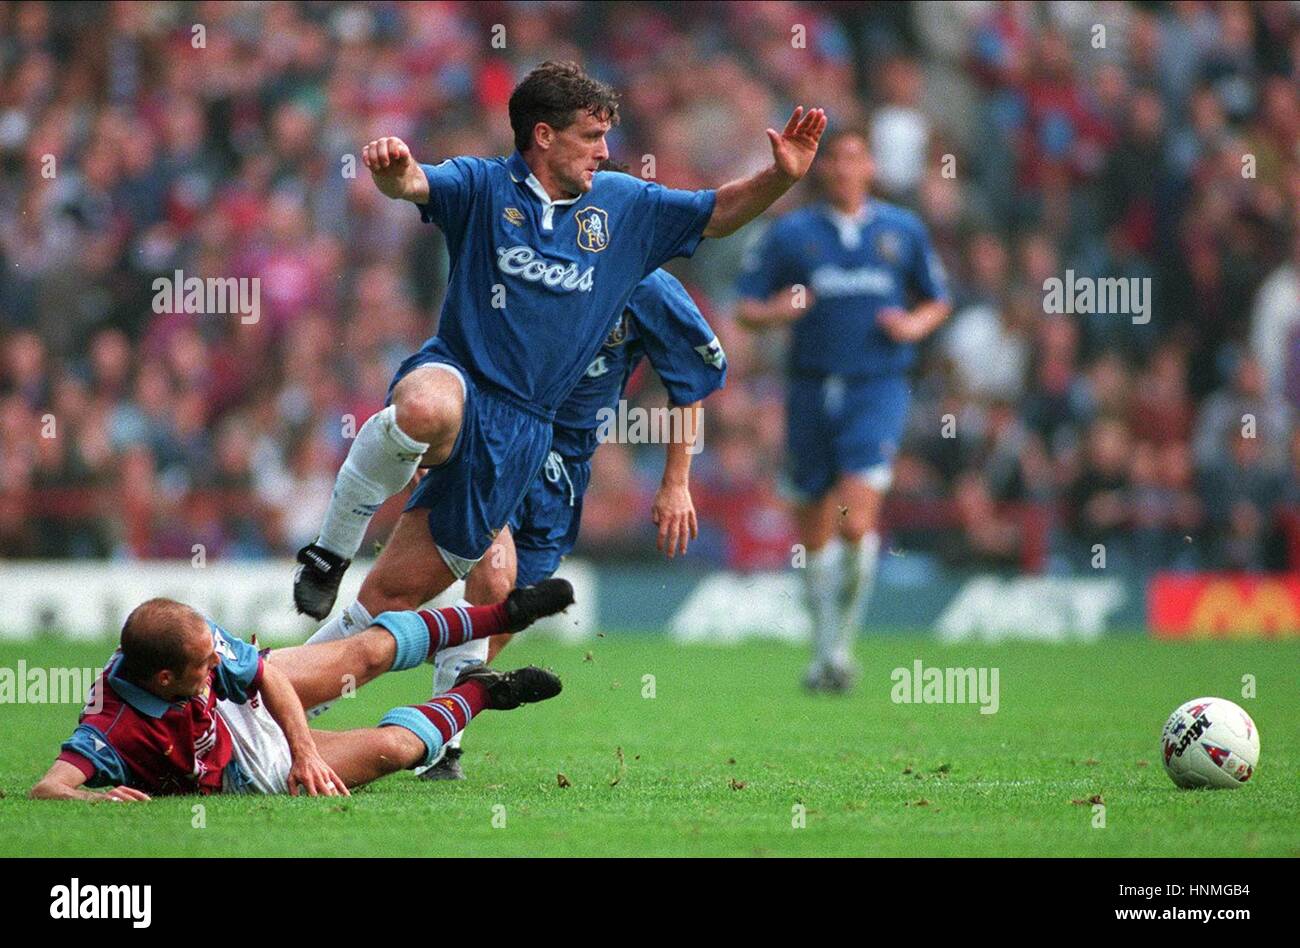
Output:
(1160, 697), (1259, 789)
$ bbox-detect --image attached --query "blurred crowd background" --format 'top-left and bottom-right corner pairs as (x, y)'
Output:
(1, 0), (1297, 578)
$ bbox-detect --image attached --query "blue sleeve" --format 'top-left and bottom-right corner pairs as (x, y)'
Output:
(209, 622), (262, 703)
(906, 217), (950, 304)
(630, 273), (728, 406)
(415, 157), (484, 236)
(638, 182), (716, 273)
(734, 218), (799, 300)
(59, 724), (128, 788)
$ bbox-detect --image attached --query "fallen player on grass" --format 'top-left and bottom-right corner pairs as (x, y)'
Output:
(29, 580), (572, 802)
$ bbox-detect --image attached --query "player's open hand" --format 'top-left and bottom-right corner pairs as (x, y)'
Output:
(288, 750), (350, 798)
(767, 107), (827, 183)
(103, 786), (151, 803)
(652, 483), (698, 559)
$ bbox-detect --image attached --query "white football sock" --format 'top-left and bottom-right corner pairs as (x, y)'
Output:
(432, 599), (489, 751)
(304, 599), (375, 647)
(304, 600), (374, 718)
(836, 532), (880, 667)
(316, 405), (429, 559)
(803, 538), (844, 672)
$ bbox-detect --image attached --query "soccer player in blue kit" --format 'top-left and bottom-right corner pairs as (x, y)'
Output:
(422, 266), (727, 778)
(735, 128), (951, 693)
(293, 61), (825, 643)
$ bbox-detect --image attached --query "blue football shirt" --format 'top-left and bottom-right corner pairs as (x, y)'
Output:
(735, 199), (949, 377)
(415, 152), (716, 412)
(550, 269), (727, 462)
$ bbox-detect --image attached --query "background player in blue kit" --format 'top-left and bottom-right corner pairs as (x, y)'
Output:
(294, 61), (825, 653)
(735, 129), (952, 693)
(422, 267), (727, 779)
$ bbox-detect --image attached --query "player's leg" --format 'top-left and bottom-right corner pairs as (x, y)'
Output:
(309, 726), (427, 788)
(483, 466), (582, 666)
(482, 527), (565, 666)
(309, 389), (554, 699)
(796, 492), (844, 690)
(787, 375), (843, 690)
(444, 524), (519, 688)
(827, 472), (885, 684)
(271, 589), (557, 709)
(296, 510), (458, 716)
(424, 462), (578, 780)
(316, 662), (564, 788)
(269, 625), (399, 709)
(357, 509), (460, 615)
(826, 374), (910, 687)
(420, 527), (519, 780)
(487, 633), (512, 663)
(301, 508), (459, 665)
(294, 363), (466, 619)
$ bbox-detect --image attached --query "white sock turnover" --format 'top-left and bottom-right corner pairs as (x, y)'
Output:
(304, 599), (375, 647)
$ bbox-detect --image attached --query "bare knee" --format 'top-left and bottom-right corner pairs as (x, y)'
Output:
(838, 514), (874, 545)
(355, 630), (395, 680)
(392, 369), (464, 458)
(797, 500), (836, 551)
(376, 726), (426, 773)
(359, 557), (434, 615)
(357, 580), (426, 616)
(465, 556), (515, 605)
(834, 480), (883, 545)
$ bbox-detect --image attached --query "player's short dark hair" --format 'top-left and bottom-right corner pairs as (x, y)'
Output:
(509, 61), (619, 153)
(118, 598), (203, 683)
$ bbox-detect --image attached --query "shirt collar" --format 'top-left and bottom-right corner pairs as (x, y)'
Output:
(823, 201), (874, 249)
(507, 151), (582, 226)
(824, 200), (873, 229)
(106, 652), (183, 719)
(506, 150), (531, 183)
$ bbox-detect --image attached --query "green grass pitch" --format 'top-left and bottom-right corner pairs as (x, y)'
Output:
(1, 634), (1296, 857)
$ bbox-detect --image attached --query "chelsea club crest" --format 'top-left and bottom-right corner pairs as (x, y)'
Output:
(603, 311), (630, 348)
(576, 206), (610, 253)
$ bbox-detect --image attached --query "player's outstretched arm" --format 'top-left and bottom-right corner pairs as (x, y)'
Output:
(29, 760), (151, 803)
(652, 401), (701, 558)
(257, 661), (350, 797)
(362, 136), (430, 204)
(702, 107), (827, 239)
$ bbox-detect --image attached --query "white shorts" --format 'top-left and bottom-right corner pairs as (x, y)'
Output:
(218, 696), (292, 795)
